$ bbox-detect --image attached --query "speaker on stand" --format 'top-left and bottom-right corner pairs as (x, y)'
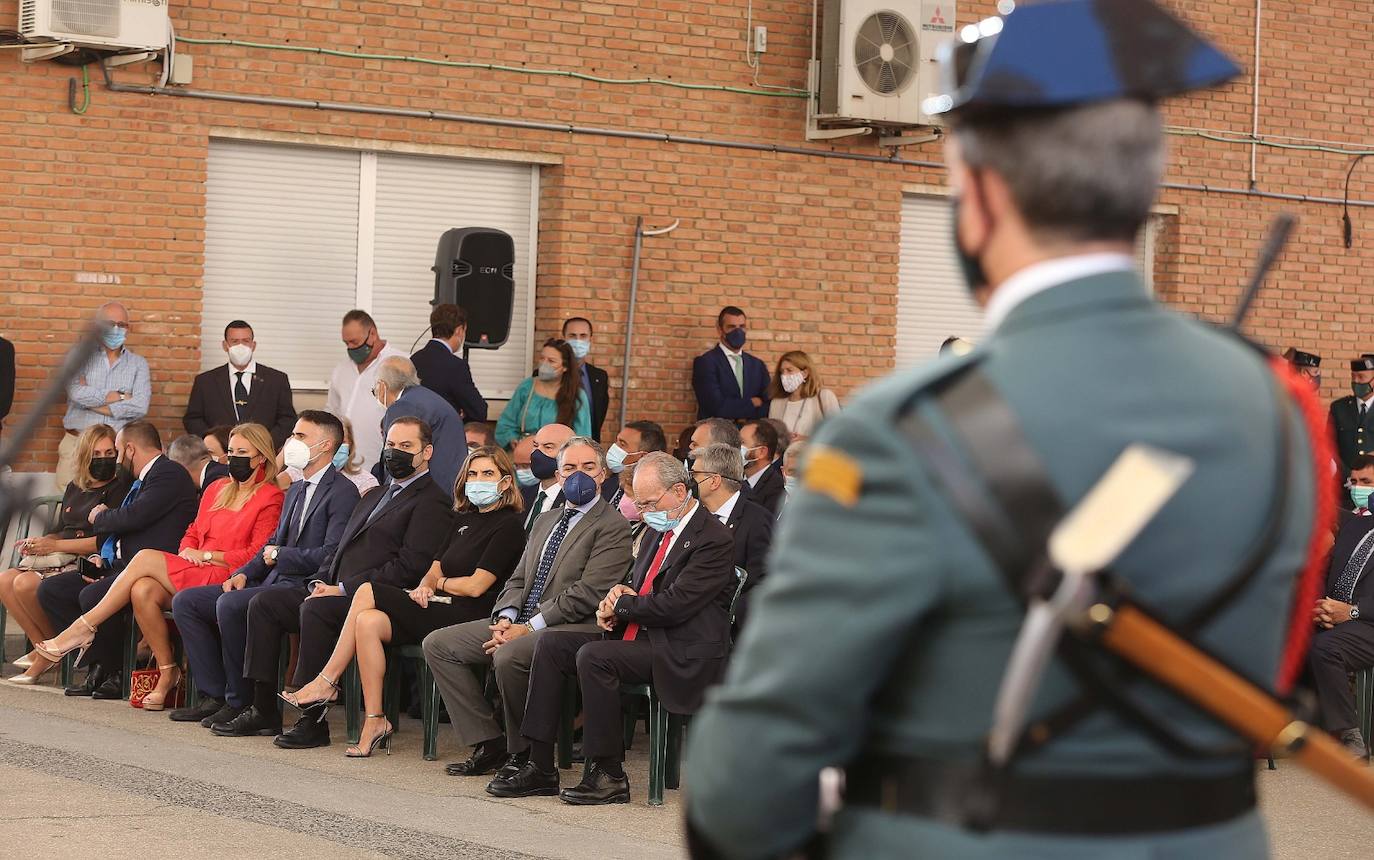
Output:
(432, 227), (516, 361)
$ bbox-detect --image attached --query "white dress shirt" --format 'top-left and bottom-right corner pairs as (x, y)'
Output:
(746, 469), (765, 489)
(983, 253), (1137, 333)
(325, 344), (407, 476)
(711, 491), (741, 526)
(297, 465), (327, 534)
(228, 360), (257, 397)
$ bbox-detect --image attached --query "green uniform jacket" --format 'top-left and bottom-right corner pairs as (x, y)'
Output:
(686, 271), (1316, 859)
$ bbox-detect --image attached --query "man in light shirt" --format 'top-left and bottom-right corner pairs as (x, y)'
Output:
(325, 309), (406, 476)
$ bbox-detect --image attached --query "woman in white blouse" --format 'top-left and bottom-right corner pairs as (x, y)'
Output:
(767, 350), (840, 442)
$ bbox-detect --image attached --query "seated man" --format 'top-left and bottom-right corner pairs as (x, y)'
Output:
(1310, 455), (1374, 757)
(466, 421), (497, 451)
(740, 419), (785, 515)
(234, 416), (451, 746)
(689, 442), (773, 630)
(520, 423), (575, 533)
(602, 420), (667, 508)
(34, 420), (198, 697)
(168, 411), (360, 728)
(167, 433), (230, 496)
(504, 452), (736, 803)
(688, 418), (741, 459)
(423, 435), (630, 779)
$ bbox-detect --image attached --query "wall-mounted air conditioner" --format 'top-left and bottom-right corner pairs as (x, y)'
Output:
(19, 0), (169, 52)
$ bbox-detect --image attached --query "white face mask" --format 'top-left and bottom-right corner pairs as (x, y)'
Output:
(781, 372), (806, 394)
(227, 343), (254, 368)
(282, 437), (323, 471)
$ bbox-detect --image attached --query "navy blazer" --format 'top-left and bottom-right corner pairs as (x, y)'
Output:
(375, 385), (466, 500)
(742, 461), (786, 516)
(692, 346), (770, 421)
(235, 465), (361, 586)
(411, 340), (488, 423)
(91, 455), (199, 570)
(325, 474), (453, 597)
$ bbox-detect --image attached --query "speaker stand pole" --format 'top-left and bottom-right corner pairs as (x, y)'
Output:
(619, 216), (680, 430)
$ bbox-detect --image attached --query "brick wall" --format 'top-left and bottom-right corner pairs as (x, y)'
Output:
(1, 0), (1372, 471)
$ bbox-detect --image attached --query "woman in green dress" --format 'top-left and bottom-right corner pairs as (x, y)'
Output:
(495, 338), (590, 447)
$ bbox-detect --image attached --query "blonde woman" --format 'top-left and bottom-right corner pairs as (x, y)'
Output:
(767, 350), (841, 441)
(2, 424), (131, 681)
(34, 423), (284, 710)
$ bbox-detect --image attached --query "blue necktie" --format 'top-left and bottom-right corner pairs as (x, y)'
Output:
(519, 508), (576, 622)
(98, 479), (142, 567)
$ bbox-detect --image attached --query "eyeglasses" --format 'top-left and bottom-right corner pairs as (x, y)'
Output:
(104, 321), (130, 329)
(633, 486), (684, 513)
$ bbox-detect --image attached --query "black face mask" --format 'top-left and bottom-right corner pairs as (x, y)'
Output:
(530, 448), (559, 481)
(950, 194), (989, 297)
(381, 446), (420, 480)
(89, 456), (118, 483)
(227, 456), (258, 483)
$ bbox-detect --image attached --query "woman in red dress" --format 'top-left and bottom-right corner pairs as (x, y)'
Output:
(35, 422), (284, 710)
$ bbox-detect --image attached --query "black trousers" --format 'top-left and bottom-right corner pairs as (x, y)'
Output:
(243, 584), (308, 684)
(35, 570), (128, 671)
(1309, 621), (1374, 732)
(294, 594), (350, 687)
(521, 631), (653, 761)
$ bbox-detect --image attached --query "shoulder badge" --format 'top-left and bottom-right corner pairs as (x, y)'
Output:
(802, 445), (863, 508)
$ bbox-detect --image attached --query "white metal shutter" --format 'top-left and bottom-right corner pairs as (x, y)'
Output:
(372, 153), (537, 399)
(204, 142), (361, 389)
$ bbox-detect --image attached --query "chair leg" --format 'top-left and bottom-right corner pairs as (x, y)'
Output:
(558, 681), (577, 770)
(344, 661), (362, 745)
(420, 659), (439, 761)
(383, 651), (402, 732)
(121, 614), (139, 700)
(665, 714), (688, 790)
(647, 693), (666, 807)
(60, 652), (75, 688)
(0, 604), (7, 665)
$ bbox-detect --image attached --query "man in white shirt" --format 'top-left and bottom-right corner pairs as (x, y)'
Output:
(326, 309), (406, 475)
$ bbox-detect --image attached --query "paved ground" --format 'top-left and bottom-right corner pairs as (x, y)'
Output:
(1, 664), (1372, 858)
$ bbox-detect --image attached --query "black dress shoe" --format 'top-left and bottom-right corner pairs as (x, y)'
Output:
(494, 752), (529, 781)
(485, 761), (560, 798)
(201, 702), (242, 729)
(559, 764), (630, 805)
(64, 666), (106, 697)
(445, 739), (509, 776)
(91, 673), (124, 700)
(211, 705), (282, 737)
(169, 697), (225, 723)
(1340, 728), (1369, 760)
(273, 713), (331, 749)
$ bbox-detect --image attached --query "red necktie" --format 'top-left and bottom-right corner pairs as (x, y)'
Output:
(623, 529), (674, 642)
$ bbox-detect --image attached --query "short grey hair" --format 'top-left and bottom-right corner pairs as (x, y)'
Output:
(557, 435), (606, 472)
(954, 99), (1162, 244)
(692, 442), (744, 484)
(695, 417), (741, 449)
(783, 441), (805, 468)
(634, 451), (689, 494)
(167, 434), (210, 467)
(376, 356), (421, 393)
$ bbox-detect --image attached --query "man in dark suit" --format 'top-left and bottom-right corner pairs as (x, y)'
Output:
(561, 317), (610, 441)
(170, 411), (360, 729)
(33, 420), (198, 697)
(373, 356), (465, 500)
(1330, 354), (1374, 478)
(167, 434), (230, 496)
(689, 442), (773, 630)
(1309, 455), (1374, 758)
(183, 320), (297, 449)
(601, 420), (668, 508)
(691, 306), (769, 422)
(519, 423), (574, 532)
(0, 333), (13, 442)
(425, 436), (631, 779)
(411, 303), (487, 422)
(739, 419), (785, 515)
(239, 417), (451, 748)
(500, 452), (735, 803)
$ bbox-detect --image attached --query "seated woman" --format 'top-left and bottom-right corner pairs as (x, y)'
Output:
(34, 423), (283, 710)
(495, 339), (591, 447)
(2, 424), (131, 682)
(283, 445), (525, 757)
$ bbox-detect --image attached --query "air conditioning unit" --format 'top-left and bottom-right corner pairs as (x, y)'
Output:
(19, 0), (169, 52)
(817, 0), (954, 129)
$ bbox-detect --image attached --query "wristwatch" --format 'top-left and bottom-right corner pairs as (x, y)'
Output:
(269, 548), (279, 562)
(202, 551), (213, 563)
(1353, 607), (1361, 620)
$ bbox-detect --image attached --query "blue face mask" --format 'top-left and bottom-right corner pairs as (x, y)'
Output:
(516, 468), (539, 487)
(530, 449), (559, 480)
(562, 470), (599, 506)
(465, 480), (505, 508)
(606, 443), (630, 474)
(568, 338), (591, 360)
(101, 326), (127, 350)
(723, 327), (747, 351)
(643, 495), (688, 533)
(331, 444), (350, 469)
(1353, 485), (1374, 511)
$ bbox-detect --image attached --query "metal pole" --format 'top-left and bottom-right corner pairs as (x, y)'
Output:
(619, 216), (645, 432)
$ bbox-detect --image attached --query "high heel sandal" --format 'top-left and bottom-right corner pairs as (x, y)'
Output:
(279, 673), (340, 722)
(346, 715), (394, 758)
(140, 665), (183, 712)
(32, 615), (97, 666)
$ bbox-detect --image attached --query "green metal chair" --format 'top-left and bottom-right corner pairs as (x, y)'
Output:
(343, 645), (457, 760)
(1356, 668), (1374, 757)
(120, 609), (195, 705)
(1, 494), (64, 665)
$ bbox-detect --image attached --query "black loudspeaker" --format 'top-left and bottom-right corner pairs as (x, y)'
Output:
(432, 227), (515, 350)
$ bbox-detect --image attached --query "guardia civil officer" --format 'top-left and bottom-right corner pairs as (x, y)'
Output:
(685, 2), (1318, 857)
(1331, 354), (1374, 476)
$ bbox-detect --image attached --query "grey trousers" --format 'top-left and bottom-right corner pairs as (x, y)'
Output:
(422, 618), (599, 754)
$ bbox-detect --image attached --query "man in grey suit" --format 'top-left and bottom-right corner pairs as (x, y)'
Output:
(687, 3), (1317, 858)
(423, 435), (631, 779)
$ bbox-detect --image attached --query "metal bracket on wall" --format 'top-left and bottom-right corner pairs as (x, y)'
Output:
(21, 43), (75, 62)
(879, 130), (942, 148)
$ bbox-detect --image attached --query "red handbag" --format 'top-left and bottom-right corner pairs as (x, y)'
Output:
(128, 661), (183, 709)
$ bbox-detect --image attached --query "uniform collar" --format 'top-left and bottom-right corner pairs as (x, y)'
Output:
(984, 253), (1136, 333)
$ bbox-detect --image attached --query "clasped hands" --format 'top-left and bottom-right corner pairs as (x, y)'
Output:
(483, 617), (530, 654)
(1314, 597), (1355, 629)
(597, 584), (635, 632)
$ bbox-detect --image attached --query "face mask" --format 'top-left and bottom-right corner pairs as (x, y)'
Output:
(951, 195), (989, 296)
(530, 449), (559, 480)
(740, 444), (756, 465)
(331, 444), (350, 470)
(617, 492), (641, 521)
(562, 470), (599, 506)
(537, 362), (561, 382)
(1353, 485), (1374, 510)
(606, 443), (631, 474)
(568, 339), (591, 360)
(227, 343), (254, 368)
(381, 446), (420, 480)
(516, 468), (539, 487)
(227, 455), (258, 483)
(465, 480), (504, 508)
(723, 328), (747, 351)
(1355, 382), (1374, 399)
(781, 372), (806, 394)
(374, 384), (390, 410)
(347, 334), (374, 365)
(101, 326), (127, 351)
(643, 494), (687, 533)
(784, 475), (798, 494)
(281, 438), (321, 471)
(88, 455), (118, 483)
